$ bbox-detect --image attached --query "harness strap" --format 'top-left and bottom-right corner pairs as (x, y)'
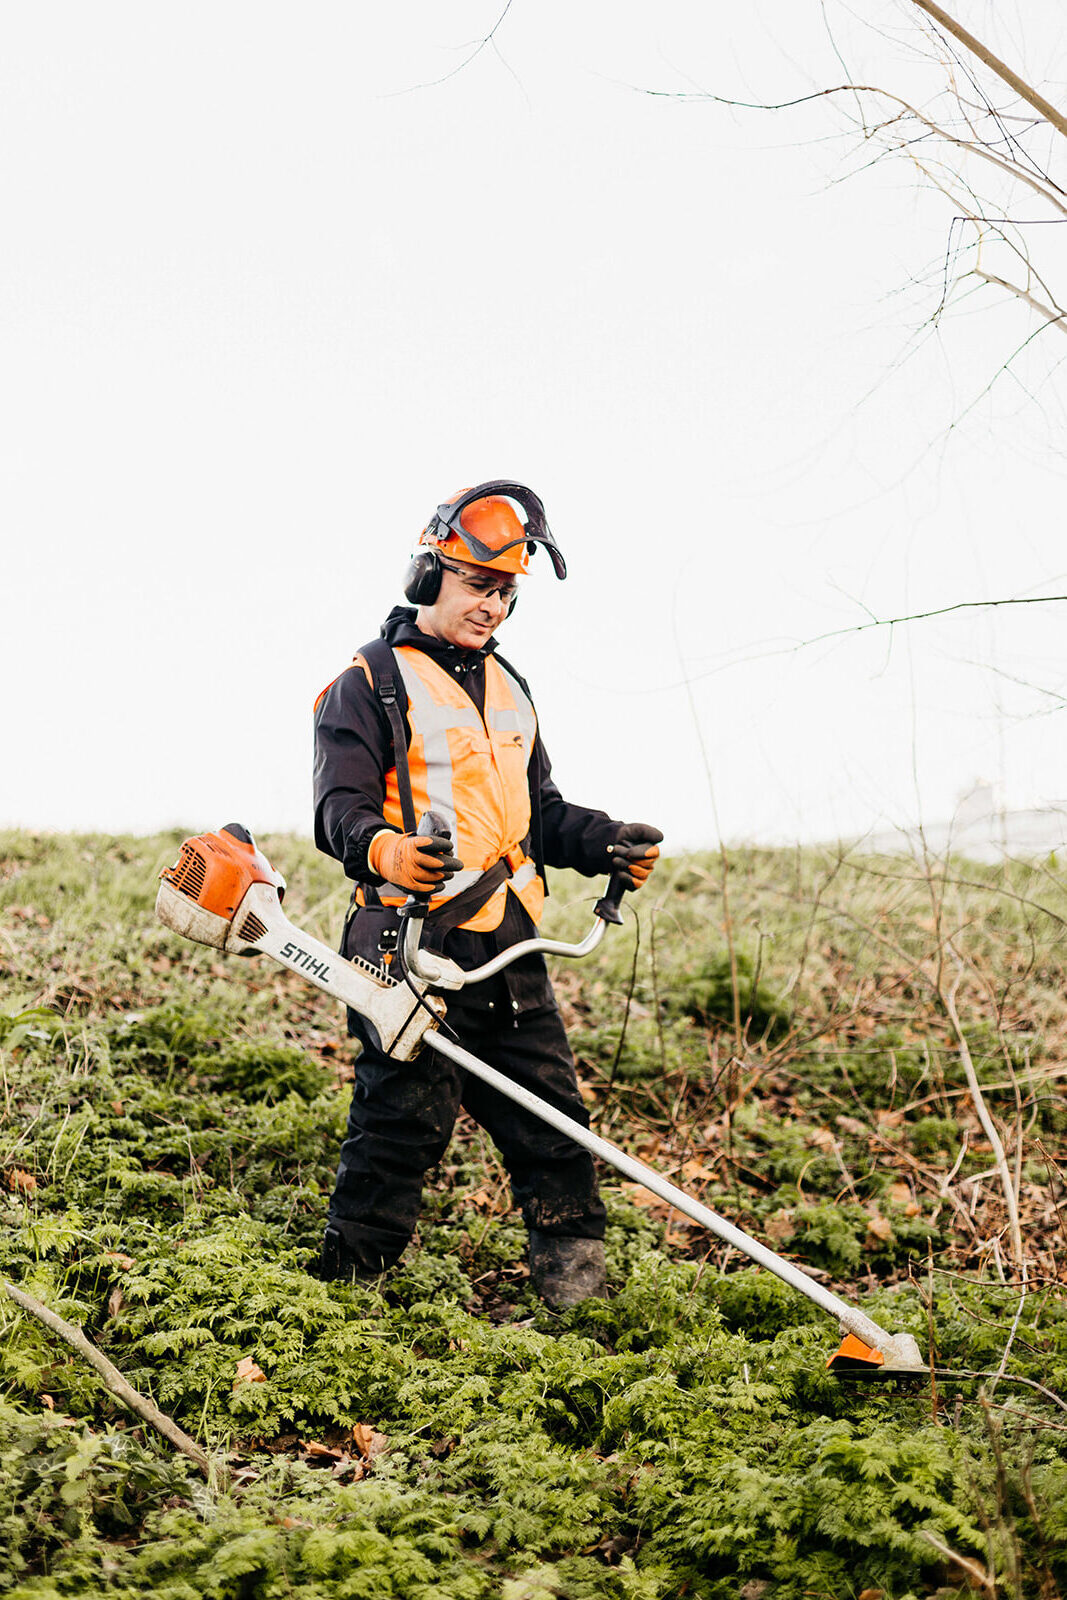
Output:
(423, 857), (512, 937)
(360, 638), (418, 835)
(425, 824), (532, 935)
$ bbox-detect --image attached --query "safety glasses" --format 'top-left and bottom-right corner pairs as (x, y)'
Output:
(438, 557), (520, 604)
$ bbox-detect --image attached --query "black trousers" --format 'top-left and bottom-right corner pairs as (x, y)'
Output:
(327, 1001), (607, 1272)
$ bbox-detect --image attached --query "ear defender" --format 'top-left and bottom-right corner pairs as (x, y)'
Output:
(403, 549), (443, 606)
(403, 550), (519, 617)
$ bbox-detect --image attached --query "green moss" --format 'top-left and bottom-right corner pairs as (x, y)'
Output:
(665, 946), (793, 1039)
(2, 831), (1067, 1597)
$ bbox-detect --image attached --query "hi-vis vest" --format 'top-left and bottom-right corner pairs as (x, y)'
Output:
(359, 647), (545, 933)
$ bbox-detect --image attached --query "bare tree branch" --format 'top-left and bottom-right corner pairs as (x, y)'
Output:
(973, 268), (1067, 332)
(855, 91), (1067, 213)
(643, 8), (1067, 405)
(636, 9), (1067, 446)
(910, 0), (1067, 142)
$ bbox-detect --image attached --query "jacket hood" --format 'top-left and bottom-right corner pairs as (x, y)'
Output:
(379, 606), (499, 663)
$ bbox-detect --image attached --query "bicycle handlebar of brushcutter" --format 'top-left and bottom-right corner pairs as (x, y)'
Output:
(397, 813), (642, 991)
(154, 822), (924, 1378)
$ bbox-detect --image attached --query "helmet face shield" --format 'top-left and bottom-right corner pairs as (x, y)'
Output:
(425, 481), (567, 580)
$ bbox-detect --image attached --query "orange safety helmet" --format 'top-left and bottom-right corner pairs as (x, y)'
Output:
(445, 491), (529, 575)
(418, 481), (567, 580)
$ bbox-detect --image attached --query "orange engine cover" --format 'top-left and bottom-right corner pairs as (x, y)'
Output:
(159, 826), (285, 922)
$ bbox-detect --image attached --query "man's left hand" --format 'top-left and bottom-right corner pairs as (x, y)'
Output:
(611, 822), (663, 890)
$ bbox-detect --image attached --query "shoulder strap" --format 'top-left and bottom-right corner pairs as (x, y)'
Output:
(359, 638), (418, 835)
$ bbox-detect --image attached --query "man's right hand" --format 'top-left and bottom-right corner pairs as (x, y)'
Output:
(368, 829), (464, 893)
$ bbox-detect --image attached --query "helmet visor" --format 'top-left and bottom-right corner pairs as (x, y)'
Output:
(451, 527), (567, 581)
(435, 482), (567, 580)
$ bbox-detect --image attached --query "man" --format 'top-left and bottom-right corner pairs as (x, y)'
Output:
(312, 481), (661, 1307)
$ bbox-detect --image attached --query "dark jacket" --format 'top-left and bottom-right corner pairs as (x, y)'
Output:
(313, 607), (620, 1014)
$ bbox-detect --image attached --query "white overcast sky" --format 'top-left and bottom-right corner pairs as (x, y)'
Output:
(3, 2), (1067, 851)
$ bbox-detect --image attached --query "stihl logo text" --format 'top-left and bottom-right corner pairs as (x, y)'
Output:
(280, 941), (331, 980)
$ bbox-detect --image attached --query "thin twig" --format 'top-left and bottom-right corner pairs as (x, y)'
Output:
(973, 269), (1067, 332)
(927, 1242), (940, 1424)
(940, 969), (1025, 1271)
(934, 1368), (1067, 1415)
(387, 0), (517, 95)
(989, 1283), (1030, 1399)
(983, 1402), (1067, 1434)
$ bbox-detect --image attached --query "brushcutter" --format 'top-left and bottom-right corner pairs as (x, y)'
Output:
(156, 823), (924, 1377)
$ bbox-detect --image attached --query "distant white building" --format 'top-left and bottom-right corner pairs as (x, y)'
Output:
(862, 781), (1067, 862)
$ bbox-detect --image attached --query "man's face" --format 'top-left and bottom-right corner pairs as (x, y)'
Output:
(417, 556), (520, 650)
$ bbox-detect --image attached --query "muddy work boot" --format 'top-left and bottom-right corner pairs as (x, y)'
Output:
(320, 1225), (371, 1284)
(528, 1231), (607, 1310)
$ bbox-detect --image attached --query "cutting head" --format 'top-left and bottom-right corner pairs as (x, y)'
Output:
(827, 1330), (925, 1379)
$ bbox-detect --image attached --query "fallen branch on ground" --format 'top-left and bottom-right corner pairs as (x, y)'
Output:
(2, 1278), (213, 1479)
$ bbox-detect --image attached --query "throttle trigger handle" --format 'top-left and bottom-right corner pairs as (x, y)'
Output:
(594, 868), (631, 926)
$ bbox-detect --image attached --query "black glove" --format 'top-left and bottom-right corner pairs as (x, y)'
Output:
(610, 822), (663, 890)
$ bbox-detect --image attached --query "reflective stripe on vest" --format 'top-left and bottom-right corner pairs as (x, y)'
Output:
(375, 648), (545, 932)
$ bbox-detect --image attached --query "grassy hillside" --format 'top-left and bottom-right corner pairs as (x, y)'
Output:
(1, 829), (1066, 1599)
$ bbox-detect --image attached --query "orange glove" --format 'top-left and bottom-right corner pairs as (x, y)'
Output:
(611, 823), (663, 890)
(368, 829), (463, 893)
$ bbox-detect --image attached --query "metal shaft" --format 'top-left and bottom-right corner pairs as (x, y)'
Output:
(428, 1030), (895, 1354)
